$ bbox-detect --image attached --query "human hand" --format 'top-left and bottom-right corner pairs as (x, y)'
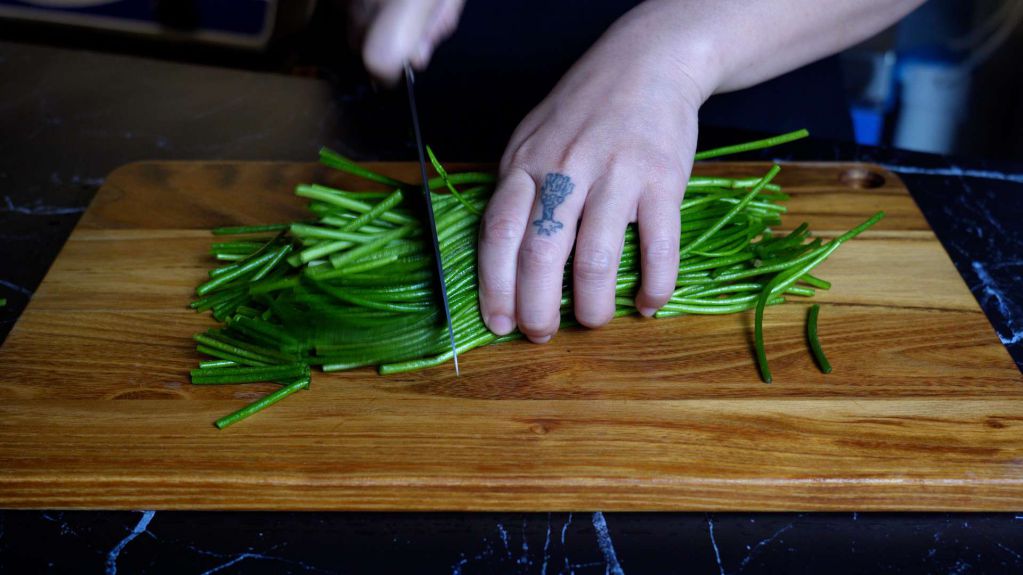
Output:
(349, 0), (465, 83)
(477, 2), (715, 343)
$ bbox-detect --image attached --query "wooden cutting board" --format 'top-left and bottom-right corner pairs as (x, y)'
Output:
(1, 161), (1020, 511)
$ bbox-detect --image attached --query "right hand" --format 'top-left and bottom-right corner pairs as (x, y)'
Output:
(349, 0), (466, 83)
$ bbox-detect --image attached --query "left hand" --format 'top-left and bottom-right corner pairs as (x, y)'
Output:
(477, 2), (712, 343)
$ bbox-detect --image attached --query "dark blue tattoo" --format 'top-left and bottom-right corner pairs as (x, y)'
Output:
(533, 172), (574, 236)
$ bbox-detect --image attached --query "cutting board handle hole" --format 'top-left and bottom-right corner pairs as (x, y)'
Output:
(839, 168), (886, 189)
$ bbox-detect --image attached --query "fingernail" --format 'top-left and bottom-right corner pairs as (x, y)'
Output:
(488, 314), (514, 335)
(638, 307), (657, 317)
(530, 334), (552, 344)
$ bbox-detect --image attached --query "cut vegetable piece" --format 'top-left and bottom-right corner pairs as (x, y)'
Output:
(807, 304), (832, 374)
(215, 377), (311, 429)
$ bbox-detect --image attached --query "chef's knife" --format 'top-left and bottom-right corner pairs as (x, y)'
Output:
(404, 63), (460, 376)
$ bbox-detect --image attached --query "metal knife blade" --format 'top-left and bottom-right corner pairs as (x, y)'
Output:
(404, 63), (459, 376)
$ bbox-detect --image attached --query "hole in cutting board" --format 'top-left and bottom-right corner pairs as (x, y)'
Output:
(839, 167), (886, 189)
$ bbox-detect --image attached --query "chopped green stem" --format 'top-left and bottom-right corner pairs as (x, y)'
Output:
(312, 281), (432, 313)
(199, 359), (237, 369)
(215, 377), (310, 429)
(290, 224), (377, 243)
(328, 223), (417, 269)
(799, 274), (832, 290)
(250, 245), (292, 282)
(212, 223), (290, 236)
(683, 283), (763, 298)
(378, 331), (496, 375)
(196, 250), (279, 296)
(296, 184), (413, 225)
(659, 297), (784, 315)
(694, 129), (809, 160)
(203, 330), (297, 362)
(679, 165), (780, 257)
(785, 285), (816, 297)
(298, 239), (355, 264)
(193, 334), (281, 365)
(249, 276), (301, 294)
(319, 147), (408, 188)
(340, 189), (405, 232)
(427, 146), (481, 215)
(191, 363), (310, 385)
(211, 293), (251, 322)
(191, 285), (247, 311)
(686, 177), (783, 192)
(429, 172), (496, 189)
(753, 211), (883, 383)
(807, 304), (832, 373)
(195, 344), (270, 367)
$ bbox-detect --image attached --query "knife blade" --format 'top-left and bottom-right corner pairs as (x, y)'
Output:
(404, 63), (459, 376)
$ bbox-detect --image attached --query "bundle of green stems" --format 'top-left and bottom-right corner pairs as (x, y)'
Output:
(189, 129), (882, 428)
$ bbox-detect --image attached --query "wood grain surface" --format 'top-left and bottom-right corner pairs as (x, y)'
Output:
(1, 161), (1020, 511)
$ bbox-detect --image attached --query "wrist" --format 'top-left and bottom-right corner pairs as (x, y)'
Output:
(608, 0), (727, 109)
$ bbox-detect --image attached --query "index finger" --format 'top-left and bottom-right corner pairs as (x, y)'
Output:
(477, 167), (535, 336)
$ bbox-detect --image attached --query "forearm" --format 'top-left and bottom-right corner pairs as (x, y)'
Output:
(619, 0), (925, 101)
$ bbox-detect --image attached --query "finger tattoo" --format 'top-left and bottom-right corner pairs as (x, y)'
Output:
(533, 172), (574, 237)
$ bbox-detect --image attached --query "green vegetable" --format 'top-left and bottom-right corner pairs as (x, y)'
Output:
(694, 129), (810, 160)
(188, 129), (881, 427)
(190, 363), (309, 385)
(212, 223), (291, 236)
(753, 210), (885, 382)
(807, 304), (832, 374)
(214, 377), (310, 429)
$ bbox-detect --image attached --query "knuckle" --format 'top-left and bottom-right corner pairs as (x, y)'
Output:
(518, 238), (562, 272)
(640, 152), (684, 192)
(502, 147), (535, 175)
(480, 274), (515, 299)
(649, 174), (683, 198)
(556, 144), (587, 173)
(643, 238), (677, 266)
(573, 245), (617, 283)
(481, 212), (523, 244)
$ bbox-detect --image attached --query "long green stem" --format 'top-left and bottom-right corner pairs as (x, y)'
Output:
(679, 165), (780, 257)
(694, 129), (810, 160)
(807, 304), (832, 373)
(215, 377), (310, 429)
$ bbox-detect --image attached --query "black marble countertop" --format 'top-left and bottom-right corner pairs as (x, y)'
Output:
(2, 40), (1022, 574)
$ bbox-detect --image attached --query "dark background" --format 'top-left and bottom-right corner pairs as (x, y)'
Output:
(2, 0), (1020, 162)
(1, 1), (1023, 573)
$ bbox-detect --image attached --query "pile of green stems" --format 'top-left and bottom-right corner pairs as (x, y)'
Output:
(188, 129), (882, 428)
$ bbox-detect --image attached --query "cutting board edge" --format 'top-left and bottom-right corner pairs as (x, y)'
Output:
(3, 480), (1023, 511)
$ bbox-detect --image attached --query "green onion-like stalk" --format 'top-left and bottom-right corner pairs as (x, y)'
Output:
(190, 129), (881, 427)
(807, 304), (832, 374)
